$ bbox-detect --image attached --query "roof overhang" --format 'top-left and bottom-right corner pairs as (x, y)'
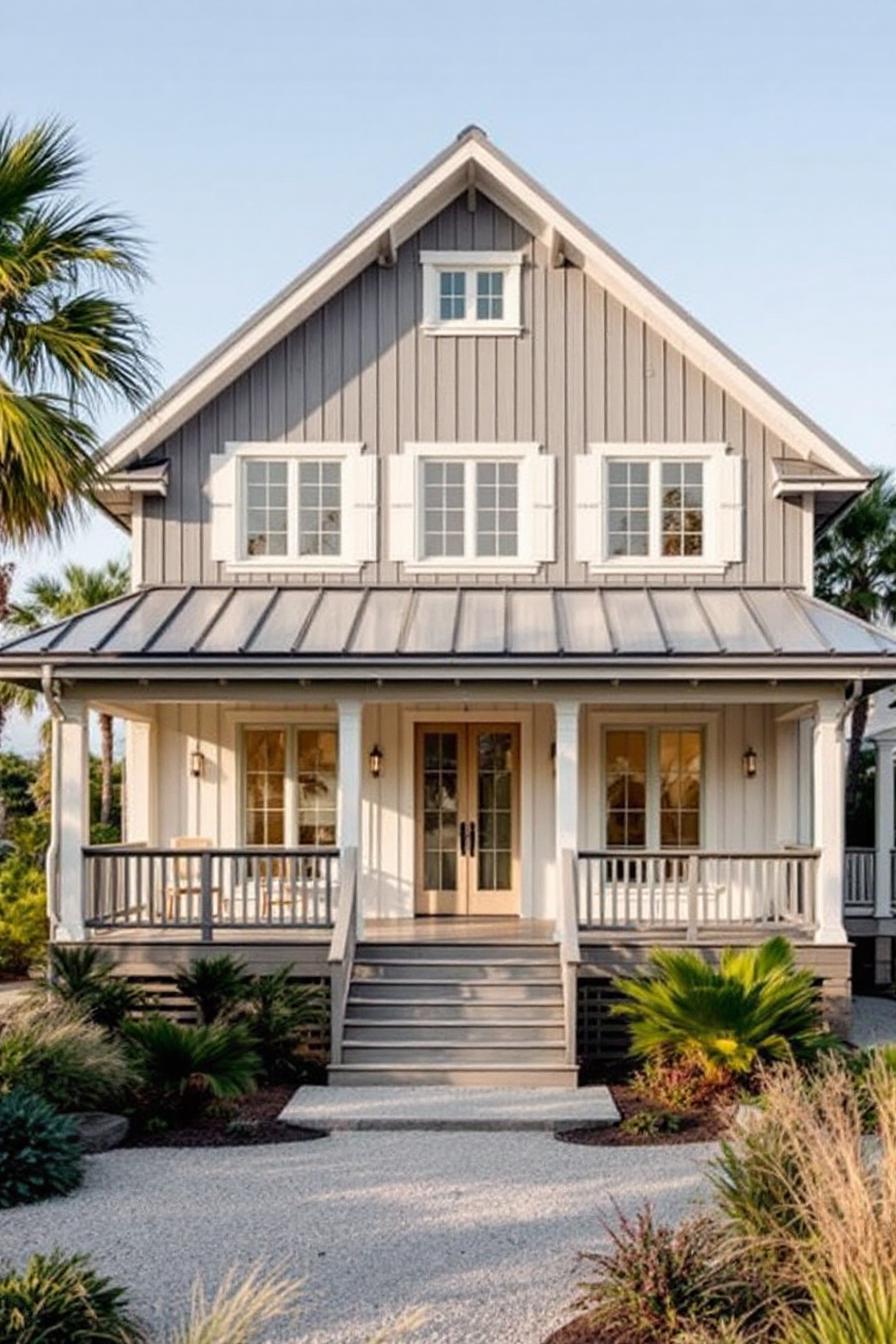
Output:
(94, 461), (170, 527)
(99, 127), (872, 488)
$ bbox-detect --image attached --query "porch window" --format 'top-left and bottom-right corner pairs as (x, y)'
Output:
(604, 727), (702, 849)
(422, 458), (519, 560)
(242, 726), (337, 847)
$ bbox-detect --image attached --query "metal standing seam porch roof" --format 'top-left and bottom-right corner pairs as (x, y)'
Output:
(2, 585), (896, 667)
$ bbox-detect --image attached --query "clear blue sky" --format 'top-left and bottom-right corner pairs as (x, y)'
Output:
(3, 0), (896, 742)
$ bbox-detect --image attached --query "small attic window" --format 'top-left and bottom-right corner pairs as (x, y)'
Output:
(421, 251), (521, 335)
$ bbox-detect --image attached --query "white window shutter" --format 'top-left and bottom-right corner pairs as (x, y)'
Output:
(387, 455), (416, 561)
(346, 454), (378, 563)
(208, 452), (238, 562)
(530, 455), (556, 563)
(574, 455), (603, 564)
(717, 454), (744, 563)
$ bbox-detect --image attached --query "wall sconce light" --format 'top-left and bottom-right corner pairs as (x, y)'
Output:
(368, 744), (384, 779)
(190, 746), (205, 779)
(742, 746), (758, 779)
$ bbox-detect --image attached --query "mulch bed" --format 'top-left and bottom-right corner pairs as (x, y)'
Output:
(543, 1313), (608, 1344)
(556, 1083), (732, 1147)
(124, 1085), (327, 1147)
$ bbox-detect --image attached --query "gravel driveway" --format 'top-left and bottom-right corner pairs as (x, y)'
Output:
(1, 1132), (712, 1343)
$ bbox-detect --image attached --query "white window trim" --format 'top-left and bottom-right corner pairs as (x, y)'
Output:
(420, 250), (523, 336)
(584, 709), (721, 852)
(401, 441), (543, 575)
(226, 441), (366, 575)
(586, 442), (732, 576)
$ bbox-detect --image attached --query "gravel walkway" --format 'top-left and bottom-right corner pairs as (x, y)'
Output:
(0, 1132), (713, 1344)
(850, 995), (896, 1048)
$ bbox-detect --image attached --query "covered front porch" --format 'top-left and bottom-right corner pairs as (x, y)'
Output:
(52, 685), (845, 950)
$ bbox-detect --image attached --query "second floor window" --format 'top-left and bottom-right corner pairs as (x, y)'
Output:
(421, 251), (522, 334)
(241, 457), (343, 561)
(422, 458), (519, 560)
(607, 458), (704, 560)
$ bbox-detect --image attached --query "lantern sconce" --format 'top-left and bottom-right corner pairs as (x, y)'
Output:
(368, 744), (384, 779)
(742, 746), (758, 779)
(190, 746), (205, 779)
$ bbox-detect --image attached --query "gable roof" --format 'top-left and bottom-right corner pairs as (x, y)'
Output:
(101, 126), (871, 485)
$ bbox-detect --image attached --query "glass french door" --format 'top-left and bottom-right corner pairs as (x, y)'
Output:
(415, 723), (520, 916)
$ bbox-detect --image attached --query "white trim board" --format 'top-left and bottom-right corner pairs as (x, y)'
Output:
(100, 129), (870, 491)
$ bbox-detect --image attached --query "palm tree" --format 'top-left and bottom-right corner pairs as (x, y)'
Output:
(6, 560), (129, 824)
(815, 470), (896, 810)
(0, 117), (154, 548)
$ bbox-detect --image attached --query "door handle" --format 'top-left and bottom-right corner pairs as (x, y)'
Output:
(469, 822), (476, 857)
(459, 821), (467, 855)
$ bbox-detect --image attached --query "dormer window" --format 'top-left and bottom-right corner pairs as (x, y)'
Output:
(421, 251), (521, 335)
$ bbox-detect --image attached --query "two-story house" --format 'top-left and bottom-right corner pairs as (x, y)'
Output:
(3, 127), (895, 1086)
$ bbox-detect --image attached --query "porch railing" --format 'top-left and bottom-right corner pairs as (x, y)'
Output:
(577, 849), (818, 937)
(83, 846), (339, 937)
(844, 848), (876, 914)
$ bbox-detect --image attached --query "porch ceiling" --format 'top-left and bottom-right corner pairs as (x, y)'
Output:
(2, 584), (895, 673)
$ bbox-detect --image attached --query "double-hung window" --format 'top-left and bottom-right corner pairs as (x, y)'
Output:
(422, 458), (519, 560)
(421, 251), (522, 334)
(604, 727), (703, 850)
(209, 442), (376, 573)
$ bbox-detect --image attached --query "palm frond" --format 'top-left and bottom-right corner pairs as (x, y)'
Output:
(0, 380), (96, 544)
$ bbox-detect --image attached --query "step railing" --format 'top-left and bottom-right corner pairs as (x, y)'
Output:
(577, 849), (818, 938)
(327, 847), (358, 1068)
(558, 847), (581, 1068)
(83, 845), (338, 938)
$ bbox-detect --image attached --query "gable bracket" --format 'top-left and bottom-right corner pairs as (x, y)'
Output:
(376, 228), (397, 269)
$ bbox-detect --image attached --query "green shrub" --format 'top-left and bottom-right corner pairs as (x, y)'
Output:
(574, 1207), (756, 1343)
(0, 1000), (133, 1110)
(44, 944), (149, 1030)
(174, 954), (251, 1024)
(232, 967), (327, 1082)
(612, 936), (829, 1077)
(124, 1015), (260, 1122)
(0, 1249), (144, 1343)
(0, 1089), (82, 1208)
(618, 1108), (684, 1137)
(0, 850), (46, 974)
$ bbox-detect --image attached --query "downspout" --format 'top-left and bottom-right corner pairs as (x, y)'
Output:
(42, 664), (64, 930)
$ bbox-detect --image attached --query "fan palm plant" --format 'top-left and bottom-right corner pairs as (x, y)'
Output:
(6, 559), (129, 822)
(233, 967), (327, 1082)
(815, 469), (896, 810)
(123, 1016), (260, 1122)
(0, 117), (154, 548)
(174, 954), (252, 1025)
(612, 936), (829, 1076)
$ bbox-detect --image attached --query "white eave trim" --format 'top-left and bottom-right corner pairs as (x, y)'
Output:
(771, 474), (869, 499)
(99, 131), (872, 484)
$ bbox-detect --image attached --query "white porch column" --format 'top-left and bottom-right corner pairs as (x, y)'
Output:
(123, 718), (157, 845)
(48, 702), (89, 942)
(813, 698), (848, 944)
(337, 700), (363, 930)
(875, 736), (896, 919)
(554, 701), (581, 933)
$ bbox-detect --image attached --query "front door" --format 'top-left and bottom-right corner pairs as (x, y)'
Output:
(415, 723), (520, 917)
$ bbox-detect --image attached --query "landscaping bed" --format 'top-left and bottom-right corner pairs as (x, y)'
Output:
(124, 1084), (327, 1148)
(557, 1082), (733, 1147)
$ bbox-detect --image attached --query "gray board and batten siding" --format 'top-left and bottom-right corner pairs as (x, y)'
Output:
(139, 191), (808, 591)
